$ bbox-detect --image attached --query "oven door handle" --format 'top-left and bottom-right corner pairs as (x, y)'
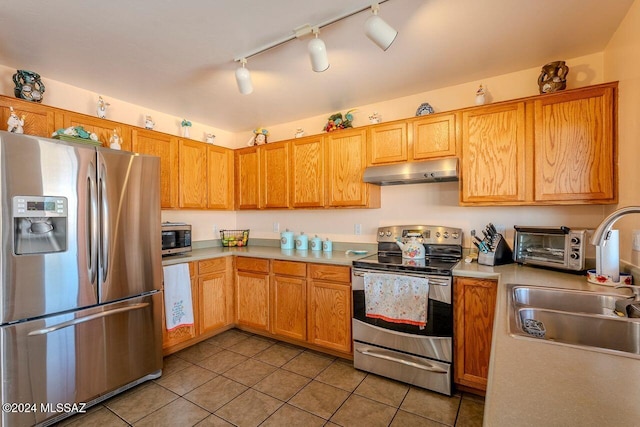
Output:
(356, 348), (448, 374)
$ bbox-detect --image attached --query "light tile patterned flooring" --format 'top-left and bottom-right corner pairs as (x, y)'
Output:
(58, 329), (484, 427)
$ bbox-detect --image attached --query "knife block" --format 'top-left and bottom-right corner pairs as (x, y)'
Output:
(478, 234), (514, 266)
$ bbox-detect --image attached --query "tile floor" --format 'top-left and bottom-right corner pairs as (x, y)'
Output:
(57, 329), (484, 427)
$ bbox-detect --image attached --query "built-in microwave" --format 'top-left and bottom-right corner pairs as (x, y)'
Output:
(513, 226), (595, 272)
(161, 222), (192, 256)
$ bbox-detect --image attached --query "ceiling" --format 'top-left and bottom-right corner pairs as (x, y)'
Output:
(0, 0), (633, 132)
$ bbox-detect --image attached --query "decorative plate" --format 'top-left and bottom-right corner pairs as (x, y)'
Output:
(586, 269), (633, 287)
(416, 102), (434, 116)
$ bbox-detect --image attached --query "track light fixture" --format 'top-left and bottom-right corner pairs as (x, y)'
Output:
(365, 3), (398, 51)
(235, 58), (253, 95)
(232, 1), (393, 93)
(308, 28), (329, 72)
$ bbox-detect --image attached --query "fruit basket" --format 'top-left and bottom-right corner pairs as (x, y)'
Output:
(220, 229), (249, 247)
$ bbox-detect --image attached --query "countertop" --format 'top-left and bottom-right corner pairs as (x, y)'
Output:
(164, 245), (640, 426)
(454, 261), (640, 427)
(161, 244), (373, 267)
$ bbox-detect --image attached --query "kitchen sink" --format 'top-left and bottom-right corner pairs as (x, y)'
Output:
(507, 284), (640, 358)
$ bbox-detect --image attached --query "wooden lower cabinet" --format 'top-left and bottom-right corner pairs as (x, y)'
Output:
(307, 264), (352, 353)
(453, 276), (498, 393)
(235, 257), (270, 331)
(162, 262), (198, 350)
(162, 258), (234, 354)
(270, 260), (307, 341)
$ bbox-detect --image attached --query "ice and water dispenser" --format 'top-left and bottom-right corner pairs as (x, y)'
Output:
(13, 196), (67, 255)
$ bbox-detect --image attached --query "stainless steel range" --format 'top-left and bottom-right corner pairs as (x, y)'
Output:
(352, 225), (462, 396)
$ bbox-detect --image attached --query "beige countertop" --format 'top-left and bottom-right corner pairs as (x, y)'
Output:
(164, 244), (640, 425)
(454, 261), (640, 427)
(161, 243), (373, 267)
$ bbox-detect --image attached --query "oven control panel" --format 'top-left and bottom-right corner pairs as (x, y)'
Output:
(377, 225), (462, 245)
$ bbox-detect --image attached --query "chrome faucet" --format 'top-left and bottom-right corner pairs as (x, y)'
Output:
(590, 206), (640, 276)
(591, 206), (640, 247)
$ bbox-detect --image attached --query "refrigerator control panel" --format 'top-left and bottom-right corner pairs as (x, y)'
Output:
(13, 196), (68, 217)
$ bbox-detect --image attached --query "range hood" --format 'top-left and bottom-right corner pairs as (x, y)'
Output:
(363, 158), (459, 186)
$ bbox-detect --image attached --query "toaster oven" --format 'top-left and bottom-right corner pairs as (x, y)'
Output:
(162, 222), (192, 256)
(513, 226), (594, 272)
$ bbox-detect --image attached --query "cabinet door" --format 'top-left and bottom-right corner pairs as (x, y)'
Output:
(307, 264), (352, 353)
(62, 112), (132, 151)
(290, 136), (324, 208)
(325, 129), (380, 207)
(132, 129), (179, 208)
(235, 147), (260, 209)
(534, 84), (616, 203)
(453, 277), (497, 392)
(0, 97), (55, 137)
(412, 113), (457, 160)
(367, 122), (408, 165)
(236, 270), (270, 331)
(179, 140), (207, 209)
(207, 145), (234, 210)
(162, 264), (198, 349)
(199, 271), (228, 333)
(260, 142), (290, 208)
(271, 275), (307, 340)
(460, 102), (527, 204)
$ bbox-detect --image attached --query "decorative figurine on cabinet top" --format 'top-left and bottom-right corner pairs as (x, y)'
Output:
(475, 84), (486, 105)
(97, 96), (110, 119)
(248, 127), (269, 146)
(205, 133), (216, 143)
(294, 128), (305, 138)
(144, 115), (155, 130)
(181, 119), (192, 138)
(538, 61), (569, 94)
(13, 70), (45, 103)
(7, 107), (25, 133)
(368, 112), (381, 124)
(415, 102), (434, 116)
(109, 129), (122, 150)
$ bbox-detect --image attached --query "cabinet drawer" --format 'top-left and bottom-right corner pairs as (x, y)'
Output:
(309, 264), (351, 283)
(272, 260), (307, 277)
(236, 257), (270, 273)
(198, 257), (227, 275)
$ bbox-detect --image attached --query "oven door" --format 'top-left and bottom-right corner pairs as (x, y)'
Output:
(351, 269), (453, 338)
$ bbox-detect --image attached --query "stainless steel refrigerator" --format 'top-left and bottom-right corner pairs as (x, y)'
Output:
(0, 131), (163, 426)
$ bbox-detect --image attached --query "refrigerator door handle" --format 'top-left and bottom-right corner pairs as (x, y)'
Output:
(88, 163), (98, 286)
(99, 161), (109, 283)
(27, 303), (150, 336)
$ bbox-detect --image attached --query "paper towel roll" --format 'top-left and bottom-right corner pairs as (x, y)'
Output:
(597, 229), (620, 282)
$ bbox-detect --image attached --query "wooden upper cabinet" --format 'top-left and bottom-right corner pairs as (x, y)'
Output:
(207, 145), (234, 210)
(290, 136), (325, 208)
(460, 101), (527, 204)
(260, 142), (290, 208)
(0, 97), (55, 137)
(367, 121), (408, 165)
(178, 140), (207, 209)
(62, 112), (132, 151)
(235, 146), (260, 210)
(132, 129), (179, 209)
(412, 112), (457, 160)
(325, 128), (380, 208)
(534, 83), (616, 203)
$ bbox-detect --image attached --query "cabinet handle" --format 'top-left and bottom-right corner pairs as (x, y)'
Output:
(356, 348), (448, 373)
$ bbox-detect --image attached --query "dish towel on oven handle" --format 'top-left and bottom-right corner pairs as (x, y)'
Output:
(162, 263), (194, 330)
(364, 272), (429, 329)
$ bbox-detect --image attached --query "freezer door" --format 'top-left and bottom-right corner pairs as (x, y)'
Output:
(0, 133), (98, 323)
(0, 292), (162, 427)
(97, 148), (161, 303)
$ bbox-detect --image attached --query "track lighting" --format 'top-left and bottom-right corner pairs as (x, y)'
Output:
(308, 28), (329, 72)
(365, 3), (397, 51)
(235, 58), (253, 95)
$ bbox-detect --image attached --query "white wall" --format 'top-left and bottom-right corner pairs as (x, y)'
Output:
(604, 0), (640, 264)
